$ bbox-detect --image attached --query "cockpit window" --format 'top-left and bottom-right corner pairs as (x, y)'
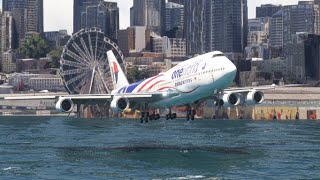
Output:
(212, 54), (224, 58)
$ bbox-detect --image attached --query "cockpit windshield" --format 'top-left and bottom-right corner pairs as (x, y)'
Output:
(212, 53), (224, 58)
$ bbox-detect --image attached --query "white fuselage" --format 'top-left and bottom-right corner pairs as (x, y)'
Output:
(112, 51), (237, 108)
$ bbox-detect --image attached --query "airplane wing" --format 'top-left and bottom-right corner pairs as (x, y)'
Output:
(0, 91), (180, 105)
(224, 85), (276, 93)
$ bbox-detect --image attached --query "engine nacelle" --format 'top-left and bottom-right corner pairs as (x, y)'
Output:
(110, 96), (130, 112)
(55, 97), (74, 113)
(217, 92), (241, 107)
(246, 90), (264, 105)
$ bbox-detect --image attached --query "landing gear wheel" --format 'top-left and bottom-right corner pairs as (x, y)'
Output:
(166, 114), (170, 120)
(145, 112), (149, 123)
(149, 113), (155, 121)
(140, 112), (145, 123)
(191, 110), (196, 121)
(172, 113), (177, 119)
(187, 110), (192, 121)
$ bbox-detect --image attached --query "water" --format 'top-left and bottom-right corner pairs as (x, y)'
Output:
(0, 117), (320, 179)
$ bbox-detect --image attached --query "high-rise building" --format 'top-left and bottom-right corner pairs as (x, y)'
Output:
(283, 1), (320, 50)
(184, 0), (206, 55)
(184, 0), (248, 56)
(2, 0), (43, 33)
(73, 0), (100, 34)
(269, 10), (283, 47)
(205, 0), (248, 54)
(130, 0), (166, 34)
(73, 0), (119, 40)
(2, 49), (16, 73)
(256, 4), (282, 18)
(118, 26), (151, 56)
(165, 2), (184, 32)
(2, 0), (26, 11)
(26, 0), (43, 33)
(1, 12), (15, 53)
(247, 17), (270, 45)
(11, 8), (27, 47)
(152, 36), (186, 57)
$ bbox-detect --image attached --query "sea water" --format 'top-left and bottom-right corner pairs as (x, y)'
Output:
(0, 117), (319, 179)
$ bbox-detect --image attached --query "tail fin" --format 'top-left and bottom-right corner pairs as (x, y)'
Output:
(107, 50), (129, 90)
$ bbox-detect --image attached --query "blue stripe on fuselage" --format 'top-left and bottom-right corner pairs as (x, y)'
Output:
(125, 80), (144, 93)
(117, 87), (126, 94)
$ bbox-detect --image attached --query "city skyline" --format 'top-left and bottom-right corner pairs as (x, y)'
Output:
(0, 0), (306, 34)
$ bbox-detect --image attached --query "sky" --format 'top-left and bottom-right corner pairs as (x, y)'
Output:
(0, 0), (306, 34)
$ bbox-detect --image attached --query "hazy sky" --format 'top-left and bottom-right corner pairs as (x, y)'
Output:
(0, 0), (306, 34)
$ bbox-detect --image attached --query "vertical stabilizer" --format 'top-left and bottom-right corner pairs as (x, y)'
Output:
(107, 50), (129, 90)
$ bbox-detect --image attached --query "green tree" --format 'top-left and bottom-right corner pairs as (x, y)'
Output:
(48, 47), (63, 68)
(21, 34), (49, 59)
(126, 67), (150, 83)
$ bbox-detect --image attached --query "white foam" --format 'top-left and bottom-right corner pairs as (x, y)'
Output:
(3, 167), (21, 171)
(170, 175), (206, 180)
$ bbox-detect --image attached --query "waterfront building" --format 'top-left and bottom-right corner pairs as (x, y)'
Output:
(8, 72), (38, 90)
(29, 74), (64, 91)
(16, 57), (51, 74)
(1, 49), (16, 73)
(117, 26), (151, 56)
(130, 0), (166, 34)
(283, 1), (320, 52)
(286, 33), (320, 83)
(244, 44), (271, 60)
(269, 10), (283, 48)
(165, 2), (184, 32)
(152, 36), (186, 57)
(256, 4), (282, 18)
(73, 0), (119, 40)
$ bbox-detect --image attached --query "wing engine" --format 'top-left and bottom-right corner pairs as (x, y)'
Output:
(110, 96), (130, 112)
(246, 90), (264, 105)
(56, 97), (74, 113)
(217, 92), (241, 107)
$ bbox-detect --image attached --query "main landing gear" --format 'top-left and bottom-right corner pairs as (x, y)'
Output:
(166, 109), (177, 120)
(186, 106), (196, 121)
(140, 104), (161, 123)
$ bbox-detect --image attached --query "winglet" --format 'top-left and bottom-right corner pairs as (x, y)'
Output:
(107, 50), (129, 90)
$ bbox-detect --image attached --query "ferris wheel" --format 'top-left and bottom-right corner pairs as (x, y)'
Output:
(60, 28), (124, 95)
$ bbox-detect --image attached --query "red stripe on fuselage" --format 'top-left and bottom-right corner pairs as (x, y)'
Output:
(138, 74), (164, 92)
(156, 86), (173, 91)
(146, 80), (166, 92)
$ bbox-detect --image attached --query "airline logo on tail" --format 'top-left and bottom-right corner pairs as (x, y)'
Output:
(113, 62), (119, 84)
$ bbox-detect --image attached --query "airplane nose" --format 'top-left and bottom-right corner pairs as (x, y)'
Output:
(231, 62), (237, 74)
(227, 60), (237, 80)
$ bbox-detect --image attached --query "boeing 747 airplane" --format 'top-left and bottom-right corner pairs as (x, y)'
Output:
(2, 51), (269, 122)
